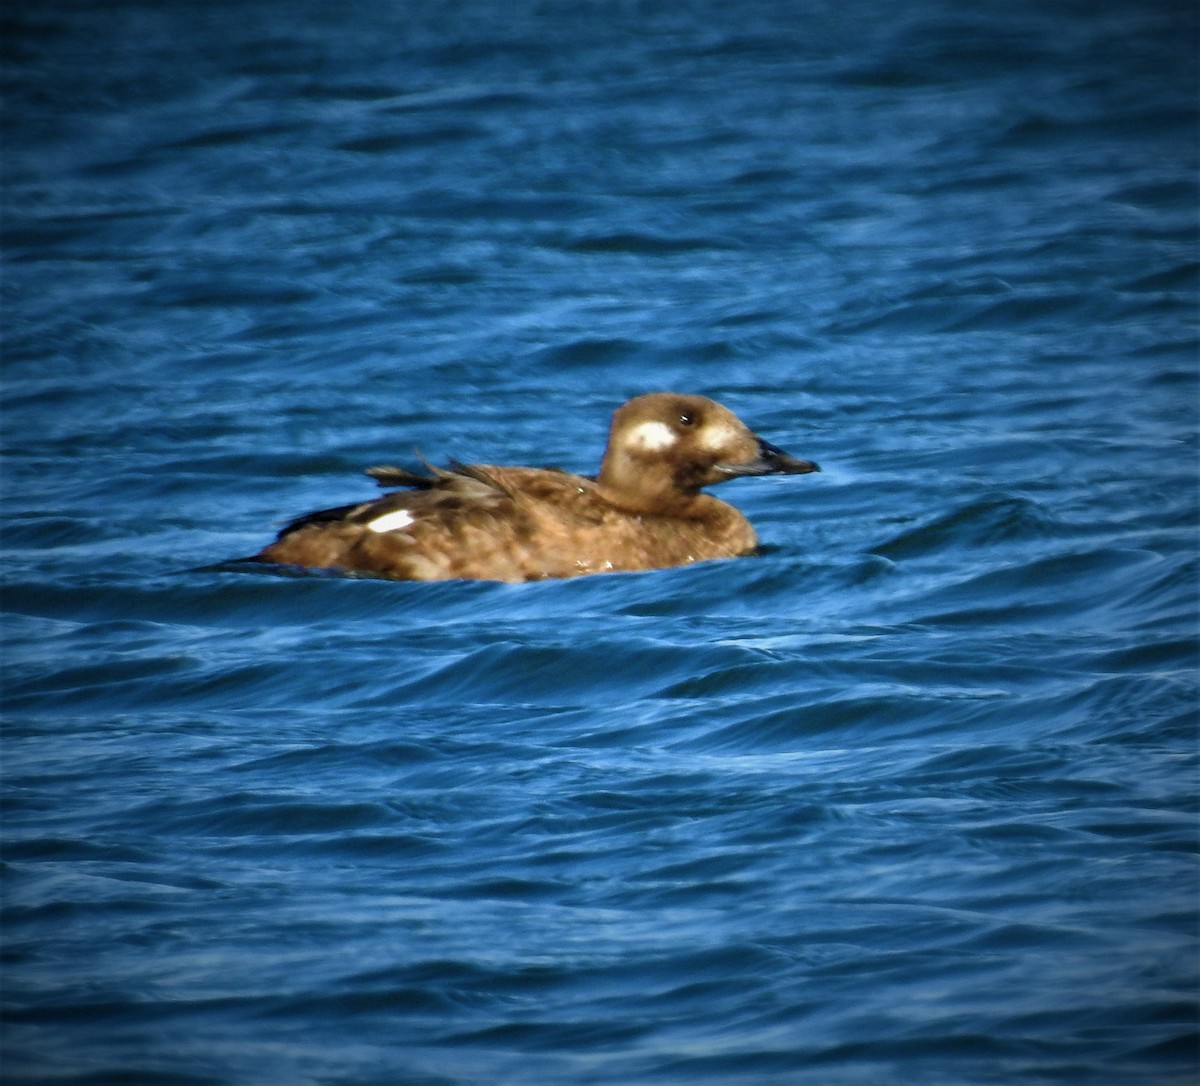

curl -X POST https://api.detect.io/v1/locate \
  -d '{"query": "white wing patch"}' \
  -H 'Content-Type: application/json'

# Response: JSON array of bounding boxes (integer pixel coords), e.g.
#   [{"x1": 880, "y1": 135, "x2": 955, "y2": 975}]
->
[
  {"x1": 629, "y1": 420, "x2": 678, "y2": 451},
  {"x1": 366, "y1": 508, "x2": 415, "y2": 533}
]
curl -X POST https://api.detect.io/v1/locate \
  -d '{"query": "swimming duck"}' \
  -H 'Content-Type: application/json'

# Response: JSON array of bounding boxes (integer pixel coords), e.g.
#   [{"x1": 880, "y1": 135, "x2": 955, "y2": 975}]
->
[{"x1": 247, "y1": 392, "x2": 819, "y2": 582}]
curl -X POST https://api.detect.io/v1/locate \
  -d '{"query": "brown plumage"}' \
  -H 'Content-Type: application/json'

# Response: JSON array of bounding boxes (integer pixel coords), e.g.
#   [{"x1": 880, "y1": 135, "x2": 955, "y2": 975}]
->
[{"x1": 247, "y1": 392, "x2": 819, "y2": 582}]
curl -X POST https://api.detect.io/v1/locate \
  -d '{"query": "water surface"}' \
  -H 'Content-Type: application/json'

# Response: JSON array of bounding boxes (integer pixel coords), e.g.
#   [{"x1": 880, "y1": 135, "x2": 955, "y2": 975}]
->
[{"x1": 3, "y1": 2, "x2": 1198, "y2": 1083}]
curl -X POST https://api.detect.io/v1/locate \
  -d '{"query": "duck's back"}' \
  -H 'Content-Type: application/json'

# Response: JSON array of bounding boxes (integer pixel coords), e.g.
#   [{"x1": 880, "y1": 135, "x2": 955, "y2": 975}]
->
[{"x1": 254, "y1": 463, "x2": 756, "y2": 582}]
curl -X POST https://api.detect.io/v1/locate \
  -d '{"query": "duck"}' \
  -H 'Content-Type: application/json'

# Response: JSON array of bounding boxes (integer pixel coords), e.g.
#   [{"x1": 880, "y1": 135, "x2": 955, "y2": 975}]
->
[{"x1": 245, "y1": 392, "x2": 819, "y2": 582}]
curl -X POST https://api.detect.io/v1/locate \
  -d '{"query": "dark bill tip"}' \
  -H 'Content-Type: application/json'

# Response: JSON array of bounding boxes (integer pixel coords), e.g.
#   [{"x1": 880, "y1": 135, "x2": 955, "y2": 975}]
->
[
  {"x1": 777, "y1": 456, "x2": 821, "y2": 475},
  {"x1": 717, "y1": 439, "x2": 820, "y2": 477}
]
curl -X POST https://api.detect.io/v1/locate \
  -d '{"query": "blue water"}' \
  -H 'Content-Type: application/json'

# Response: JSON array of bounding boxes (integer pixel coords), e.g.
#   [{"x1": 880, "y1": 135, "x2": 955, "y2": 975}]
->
[{"x1": 3, "y1": 1, "x2": 1198, "y2": 1083}]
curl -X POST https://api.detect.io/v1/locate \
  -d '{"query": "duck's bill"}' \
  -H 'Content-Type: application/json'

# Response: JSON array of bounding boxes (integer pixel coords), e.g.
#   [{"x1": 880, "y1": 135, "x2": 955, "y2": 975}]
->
[{"x1": 716, "y1": 439, "x2": 820, "y2": 477}]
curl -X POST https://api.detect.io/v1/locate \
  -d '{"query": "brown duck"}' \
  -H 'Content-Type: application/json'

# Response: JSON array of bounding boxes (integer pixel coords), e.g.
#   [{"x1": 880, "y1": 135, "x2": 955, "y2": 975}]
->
[{"x1": 247, "y1": 392, "x2": 819, "y2": 582}]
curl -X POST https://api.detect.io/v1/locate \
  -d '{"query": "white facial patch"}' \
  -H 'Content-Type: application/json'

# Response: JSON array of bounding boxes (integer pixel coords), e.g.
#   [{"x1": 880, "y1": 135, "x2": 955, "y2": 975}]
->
[
  {"x1": 699, "y1": 421, "x2": 743, "y2": 452},
  {"x1": 628, "y1": 420, "x2": 678, "y2": 452},
  {"x1": 366, "y1": 508, "x2": 415, "y2": 533}
]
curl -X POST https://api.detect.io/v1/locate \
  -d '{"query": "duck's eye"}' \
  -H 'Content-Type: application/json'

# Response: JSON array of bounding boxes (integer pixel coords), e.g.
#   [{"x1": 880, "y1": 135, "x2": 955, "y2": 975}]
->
[{"x1": 678, "y1": 412, "x2": 696, "y2": 427}]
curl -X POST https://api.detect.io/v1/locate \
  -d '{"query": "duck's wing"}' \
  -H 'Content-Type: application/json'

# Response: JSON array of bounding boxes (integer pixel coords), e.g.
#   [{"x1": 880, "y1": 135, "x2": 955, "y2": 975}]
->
[
  {"x1": 365, "y1": 459, "x2": 517, "y2": 498},
  {"x1": 364, "y1": 464, "x2": 437, "y2": 489},
  {"x1": 365, "y1": 459, "x2": 526, "y2": 503},
  {"x1": 275, "y1": 461, "x2": 518, "y2": 542},
  {"x1": 273, "y1": 498, "x2": 383, "y2": 539}
]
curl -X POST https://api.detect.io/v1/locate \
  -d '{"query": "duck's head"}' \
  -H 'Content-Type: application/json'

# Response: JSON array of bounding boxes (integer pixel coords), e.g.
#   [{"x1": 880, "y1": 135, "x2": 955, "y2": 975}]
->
[{"x1": 597, "y1": 392, "x2": 819, "y2": 512}]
